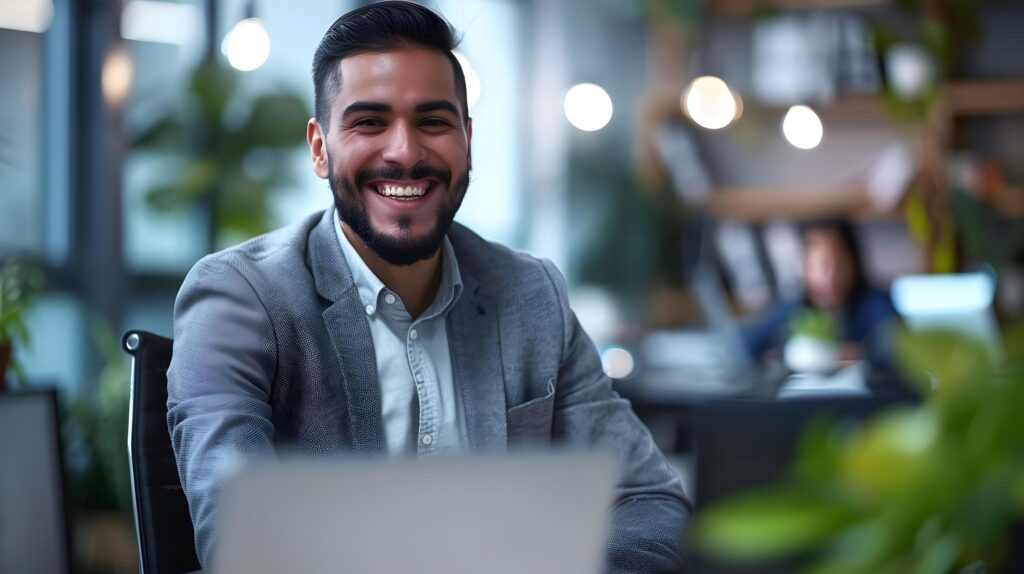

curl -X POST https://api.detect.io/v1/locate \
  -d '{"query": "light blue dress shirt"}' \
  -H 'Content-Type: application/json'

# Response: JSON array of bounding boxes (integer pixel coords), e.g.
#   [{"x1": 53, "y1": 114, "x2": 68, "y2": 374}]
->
[{"x1": 334, "y1": 215, "x2": 468, "y2": 455}]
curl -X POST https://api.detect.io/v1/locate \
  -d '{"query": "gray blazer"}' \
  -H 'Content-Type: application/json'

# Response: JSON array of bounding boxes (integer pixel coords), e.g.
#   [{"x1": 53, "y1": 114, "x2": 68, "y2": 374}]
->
[{"x1": 168, "y1": 208, "x2": 690, "y2": 572}]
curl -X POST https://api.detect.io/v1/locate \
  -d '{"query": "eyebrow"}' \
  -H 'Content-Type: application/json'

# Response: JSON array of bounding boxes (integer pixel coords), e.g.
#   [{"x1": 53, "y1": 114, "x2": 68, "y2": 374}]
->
[
  {"x1": 414, "y1": 100, "x2": 460, "y2": 116},
  {"x1": 341, "y1": 101, "x2": 391, "y2": 120}
]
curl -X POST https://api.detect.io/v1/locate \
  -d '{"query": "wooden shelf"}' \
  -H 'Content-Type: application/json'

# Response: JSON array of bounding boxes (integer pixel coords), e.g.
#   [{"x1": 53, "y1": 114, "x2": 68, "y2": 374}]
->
[
  {"x1": 946, "y1": 80, "x2": 1024, "y2": 116},
  {"x1": 705, "y1": 185, "x2": 902, "y2": 222},
  {"x1": 709, "y1": 0, "x2": 888, "y2": 16},
  {"x1": 753, "y1": 96, "x2": 885, "y2": 119}
]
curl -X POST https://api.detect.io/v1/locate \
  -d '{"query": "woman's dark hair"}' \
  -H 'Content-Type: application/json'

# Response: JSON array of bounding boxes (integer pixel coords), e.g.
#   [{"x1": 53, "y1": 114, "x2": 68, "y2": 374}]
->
[
  {"x1": 799, "y1": 218, "x2": 869, "y2": 305},
  {"x1": 312, "y1": 1, "x2": 467, "y2": 130}
]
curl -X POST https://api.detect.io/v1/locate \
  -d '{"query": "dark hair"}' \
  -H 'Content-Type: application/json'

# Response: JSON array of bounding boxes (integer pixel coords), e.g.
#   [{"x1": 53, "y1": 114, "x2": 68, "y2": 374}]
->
[
  {"x1": 312, "y1": 1, "x2": 467, "y2": 130},
  {"x1": 799, "y1": 218, "x2": 869, "y2": 303}
]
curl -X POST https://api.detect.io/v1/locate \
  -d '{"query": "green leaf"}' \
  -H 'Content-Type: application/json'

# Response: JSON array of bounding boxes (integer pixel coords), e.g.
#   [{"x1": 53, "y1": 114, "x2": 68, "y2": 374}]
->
[
  {"x1": 239, "y1": 94, "x2": 311, "y2": 148},
  {"x1": 694, "y1": 488, "x2": 853, "y2": 561},
  {"x1": 131, "y1": 115, "x2": 188, "y2": 150},
  {"x1": 790, "y1": 309, "x2": 839, "y2": 342},
  {"x1": 838, "y1": 409, "x2": 945, "y2": 501},
  {"x1": 894, "y1": 329, "x2": 996, "y2": 397},
  {"x1": 794, "y1": 418, "x2": 846, "y2": 484},
  {"x1": 910, "y1": 532, "x2": 959, "y2": 574}
]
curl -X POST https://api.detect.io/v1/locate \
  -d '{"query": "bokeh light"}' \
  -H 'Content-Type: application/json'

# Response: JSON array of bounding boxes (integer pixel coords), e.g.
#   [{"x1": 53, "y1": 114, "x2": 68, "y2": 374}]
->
[
  {"x1": 683, "y1": 76, "x2": 739, "y2": 130},
  {"x1": 0, "y1": 0, "x2": 53, "y2": 33},
  {"x1": 121, "y1": 0, "x2": 201, "y2": 45},
  {"x1": 563, "y1": 83, "x2": 614, "y2": 132},
  {"x1": 601, "y1": 347, "x2": 636, "y2": 380},
  {"x1": 223, "y1": 18, "x2": 271, "y2": 72},
  {"x1": 782, "y1": 105, "x2": 823, "y2": 150},
  {"x1": 101, "y1": 48, "x2": 133, "y2": 105}
]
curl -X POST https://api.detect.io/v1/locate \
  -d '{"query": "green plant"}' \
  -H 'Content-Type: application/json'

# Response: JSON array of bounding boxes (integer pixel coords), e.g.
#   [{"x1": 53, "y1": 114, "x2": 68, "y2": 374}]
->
[
  {"x1": 694, "y1": 326, "x2": 1024, "y2": 573},
  {"x1": 0, "y1": 256, "x2": 43, "y2": 386},
  {"x1": 64, "y1": 314, "x2": 132, "y2": 514},
  {"x1": 789, "y1": 308, "x2": 838, "y2": 343},
  {"x1": 132, "y1": 59, "x2": 311, "y2": 249},
  {"x1": 871, "y1": 1, "x2": 981, "y2": 126}
]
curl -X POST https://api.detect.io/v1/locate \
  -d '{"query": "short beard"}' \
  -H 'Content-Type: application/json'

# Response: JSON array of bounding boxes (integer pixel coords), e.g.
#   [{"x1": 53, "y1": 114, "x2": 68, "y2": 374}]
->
[{"x1": 329, "y1": 158, "x2": 470, "y2": 266}]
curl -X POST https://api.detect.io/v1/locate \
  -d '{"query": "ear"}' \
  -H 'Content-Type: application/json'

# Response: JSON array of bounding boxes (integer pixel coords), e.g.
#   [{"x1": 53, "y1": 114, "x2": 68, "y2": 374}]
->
[
  {"x1": 307, "y1": 118, "x2": 329, "y2": 179},
  {"x1": 465, "y1": 116, "x2": 473, "y2": 171}
]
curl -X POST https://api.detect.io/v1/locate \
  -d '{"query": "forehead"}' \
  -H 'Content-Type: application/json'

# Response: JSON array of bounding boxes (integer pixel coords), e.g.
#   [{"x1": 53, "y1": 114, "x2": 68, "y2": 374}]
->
[
  {"x1": 333, "y1": 48, "x2": 457, "y2": 109},
  {"x1": 804, "y1": 230, "x2": 848, "y2": 256}
]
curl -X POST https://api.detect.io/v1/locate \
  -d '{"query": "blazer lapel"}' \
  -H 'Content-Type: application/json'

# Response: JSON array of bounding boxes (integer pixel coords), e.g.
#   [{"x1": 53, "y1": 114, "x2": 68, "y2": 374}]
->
[
  {"x1": 448, "y1": 273, "x2": 508, "y2": 452},
  {"x1": 308, "y1": 209, "x2": 386, "y2": 455}
]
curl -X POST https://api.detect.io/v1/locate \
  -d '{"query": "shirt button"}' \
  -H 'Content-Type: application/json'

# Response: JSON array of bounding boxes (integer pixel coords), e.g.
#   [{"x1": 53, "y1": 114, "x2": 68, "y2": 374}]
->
[
  {"x1": 410, "y1": 329, "x2": 418, "y2": 340},
  {"x1": 384, "y1": 293, "x2": 396, "y2": 305},
  {"x1": 415, "y1": 373, "x2": 423, "y2": 383},
  {"x1": 365, "y1": 304, "x2": 375, "y2": 315},
  {"x1": 422, "y1": 434, "x2": 433, "y2": 445}
]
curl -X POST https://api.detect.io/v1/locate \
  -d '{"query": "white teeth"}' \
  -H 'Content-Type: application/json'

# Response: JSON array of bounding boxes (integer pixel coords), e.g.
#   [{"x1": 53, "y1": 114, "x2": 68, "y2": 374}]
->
[{"x1": 379, "y1": 185, "x2": 426, "y2": 199}]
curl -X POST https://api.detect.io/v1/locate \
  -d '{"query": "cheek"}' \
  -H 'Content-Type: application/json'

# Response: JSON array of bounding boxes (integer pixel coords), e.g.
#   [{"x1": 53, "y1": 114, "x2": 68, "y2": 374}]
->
[{"x1": 332, "y1": 138, "x2": 375, "y2": 173}]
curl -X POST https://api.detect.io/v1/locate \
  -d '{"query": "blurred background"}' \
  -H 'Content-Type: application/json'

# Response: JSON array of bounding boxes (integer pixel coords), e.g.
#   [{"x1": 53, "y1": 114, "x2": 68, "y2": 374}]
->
[{"x1": 2, "y1": 0, "x2": 1023, "y2": 572}]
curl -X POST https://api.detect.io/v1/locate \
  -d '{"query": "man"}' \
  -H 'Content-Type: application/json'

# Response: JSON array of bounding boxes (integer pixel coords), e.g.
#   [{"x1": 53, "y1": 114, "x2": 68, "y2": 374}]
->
[{"x1": 167, "y1": 2, "x2": 689, "y2": 571}]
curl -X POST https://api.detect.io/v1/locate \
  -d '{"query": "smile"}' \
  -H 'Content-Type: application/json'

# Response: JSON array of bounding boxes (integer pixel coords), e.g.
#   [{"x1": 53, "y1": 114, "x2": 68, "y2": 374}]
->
[{"x1": 372, "y1": 182, "x2": 430, "y2": 201}]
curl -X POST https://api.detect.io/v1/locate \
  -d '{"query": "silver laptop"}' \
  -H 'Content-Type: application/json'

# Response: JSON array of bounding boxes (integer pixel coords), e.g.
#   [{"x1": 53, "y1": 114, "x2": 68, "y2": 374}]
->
[{"x1": 212, "y1": 452, "x2": 617, "y2": 574}]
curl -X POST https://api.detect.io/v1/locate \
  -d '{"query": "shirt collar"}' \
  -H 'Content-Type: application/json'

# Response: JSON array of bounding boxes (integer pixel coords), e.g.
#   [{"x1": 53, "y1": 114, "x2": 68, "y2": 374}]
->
[{"x1": 333, "y1": 213, "x2": 463, "y2": 319}]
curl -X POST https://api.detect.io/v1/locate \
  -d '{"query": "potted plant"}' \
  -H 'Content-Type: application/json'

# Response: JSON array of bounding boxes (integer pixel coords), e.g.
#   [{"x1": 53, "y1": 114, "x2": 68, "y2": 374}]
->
[
  {"x1": 64, "y1": 314, "x2": 136, "y2": 571},
  {"x1": 132, "y1": 59, "x2": 311, "y2": 250},
  {"x1": 785, "y1": 308, "x2": 839, "y2": 373},
  {"x1": 694, "y1": 326, "x2": 1024, "y2": 573},
  {"x1": 0, "y1": 256, "x2": 42, "y2": 390}
]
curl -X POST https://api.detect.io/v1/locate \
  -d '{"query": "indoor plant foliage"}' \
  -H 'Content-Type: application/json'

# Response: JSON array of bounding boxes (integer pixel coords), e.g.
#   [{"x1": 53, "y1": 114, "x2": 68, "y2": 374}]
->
[
  {"x1": 64, "y1": 315, "x2": 133, "y2": 514},
  {"x1": 0, "y1": 256, "x2": 43, "y2": 388},
  {"x1": 132, "y1": 59, "x2": 311, "y2": 249},
  {"x1": 694, "y1": 327, "x2": 1024, "y2": 573},
  {"x1": 785, "y1": 308, "x2": 839, "y2": 373}
]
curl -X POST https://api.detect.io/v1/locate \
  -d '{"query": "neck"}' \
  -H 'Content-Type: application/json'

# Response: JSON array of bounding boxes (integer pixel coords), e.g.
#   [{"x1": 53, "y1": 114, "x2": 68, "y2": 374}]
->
[{"x1": 342, "y1": 223, "x2": 442, "y2": 318}]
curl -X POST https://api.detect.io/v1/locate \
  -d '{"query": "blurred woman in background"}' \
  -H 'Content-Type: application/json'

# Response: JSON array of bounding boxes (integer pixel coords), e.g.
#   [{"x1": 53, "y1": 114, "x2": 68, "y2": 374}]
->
[{"x1": 742, "y1": 219, "x2": 897, "y2": 366}]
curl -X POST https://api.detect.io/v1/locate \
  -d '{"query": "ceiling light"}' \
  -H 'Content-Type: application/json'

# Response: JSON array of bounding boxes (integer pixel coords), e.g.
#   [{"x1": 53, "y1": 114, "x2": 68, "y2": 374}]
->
[
  {"x1": 564, "y1": 83, "x2": 613, "y2": 132},
  {"x1": 782, "y1": 105, "x2": 823, "y2": 150},
  {"x1": 223, "y1": 18, "x2": 270, "y2": 72},
  {"x1": 683, "y1": 76, "x2": 739, "y2": 130}
]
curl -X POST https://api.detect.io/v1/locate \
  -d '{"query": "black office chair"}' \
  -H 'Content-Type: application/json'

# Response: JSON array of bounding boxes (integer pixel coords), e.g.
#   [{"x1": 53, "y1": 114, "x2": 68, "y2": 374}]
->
[{"x1": 124, "y1": 330, "x2": 201, "y2": 574}]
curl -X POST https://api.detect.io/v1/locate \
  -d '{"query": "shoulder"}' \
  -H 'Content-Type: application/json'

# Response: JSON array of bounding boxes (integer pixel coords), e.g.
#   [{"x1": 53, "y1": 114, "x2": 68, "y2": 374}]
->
[
  {"x1": 447, "y1": 223, "x2": 564, "y2": 298},
  {"x1": 855, "y1": 287, "x2": 896, "y2": 316},
  {"x1": 183, "y1": 210, "x2": 324, "y2": 288}
]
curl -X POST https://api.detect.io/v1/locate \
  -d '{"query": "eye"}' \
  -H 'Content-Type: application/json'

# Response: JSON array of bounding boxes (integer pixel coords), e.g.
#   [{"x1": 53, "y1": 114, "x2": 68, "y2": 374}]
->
[
  {"x1": 349, "y1": 117, "x2": 386, "y2": 130},
  {"x1": 420, "y1": 117, "x2": 455, "y2": 132}
]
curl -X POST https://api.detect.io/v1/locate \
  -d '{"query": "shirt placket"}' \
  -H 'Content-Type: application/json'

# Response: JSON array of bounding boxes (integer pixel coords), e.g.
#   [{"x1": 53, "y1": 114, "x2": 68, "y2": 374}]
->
[{"x1": 408, "y1": 320, "x2": 438, "y2": 455}]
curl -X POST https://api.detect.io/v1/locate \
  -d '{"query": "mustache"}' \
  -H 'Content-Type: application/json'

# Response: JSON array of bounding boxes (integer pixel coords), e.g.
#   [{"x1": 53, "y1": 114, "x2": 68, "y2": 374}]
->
[{"x1": 355, "y1": 165, "x2": 452, "y2": 188}]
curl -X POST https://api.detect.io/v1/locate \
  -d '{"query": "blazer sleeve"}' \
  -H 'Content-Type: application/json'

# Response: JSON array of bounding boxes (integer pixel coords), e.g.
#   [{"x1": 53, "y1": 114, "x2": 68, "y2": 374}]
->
[
  {"x1": 166, "y1": 257, "x2": 278, "y2": 568},
  {"x1": 539, "y1": 259, "x2": 691, "y2": 574}
]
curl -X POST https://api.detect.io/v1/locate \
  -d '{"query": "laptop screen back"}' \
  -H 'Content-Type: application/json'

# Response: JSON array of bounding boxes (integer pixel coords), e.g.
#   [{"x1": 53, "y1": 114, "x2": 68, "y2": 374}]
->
[{"x1": 213, "y1": 452, "x2": 617, "y2": 574}]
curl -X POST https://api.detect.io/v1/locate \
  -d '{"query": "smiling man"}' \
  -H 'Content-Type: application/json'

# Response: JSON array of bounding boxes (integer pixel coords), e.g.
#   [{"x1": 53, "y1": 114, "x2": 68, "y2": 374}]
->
[{"x1": 167, "y1": 2, "x2": 689, "y2": 572}]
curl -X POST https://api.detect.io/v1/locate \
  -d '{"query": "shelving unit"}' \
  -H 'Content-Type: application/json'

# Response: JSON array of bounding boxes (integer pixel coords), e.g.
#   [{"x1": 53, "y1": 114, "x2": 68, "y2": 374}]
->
[
  {"x1": 704, "y1": 79, "x2": 1024, "y2": 225},
  {"x1": 693, "y1": 9, "x2": 1024, "y2": 235},
  {"x1": 946, "y1": 79, "x2": 1024, "y2": 115},
  {"x1": 709, "y1": 0, "x2": 890, "y2": 16}
]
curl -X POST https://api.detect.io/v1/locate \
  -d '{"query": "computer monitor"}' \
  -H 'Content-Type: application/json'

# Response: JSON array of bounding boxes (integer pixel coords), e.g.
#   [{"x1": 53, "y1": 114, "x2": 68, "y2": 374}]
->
[
  {"x1": 0, "y1": 390, "x2": 72, "y2": 574},
  {"x1": 891, "y1": 272, "x2": 1001, "y2": 355}
]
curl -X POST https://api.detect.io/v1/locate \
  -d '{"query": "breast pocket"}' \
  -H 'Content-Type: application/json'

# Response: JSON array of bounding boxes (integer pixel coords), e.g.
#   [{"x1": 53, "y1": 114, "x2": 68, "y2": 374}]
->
[{"x1": 506, "y1": 378, "x2": 556, "y2": 446}]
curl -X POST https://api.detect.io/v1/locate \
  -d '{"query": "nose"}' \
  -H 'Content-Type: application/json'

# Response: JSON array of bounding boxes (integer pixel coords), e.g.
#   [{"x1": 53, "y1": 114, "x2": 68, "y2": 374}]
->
[{"x1": 381, "y1": 121, "x2": 426, "y2": 167}]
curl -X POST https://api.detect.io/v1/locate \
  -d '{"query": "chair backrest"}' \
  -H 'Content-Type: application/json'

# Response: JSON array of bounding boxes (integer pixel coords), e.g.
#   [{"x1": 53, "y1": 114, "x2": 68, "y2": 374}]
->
[{"x1": 124, "y1": 330, "x2": 201, "y2": 574}]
